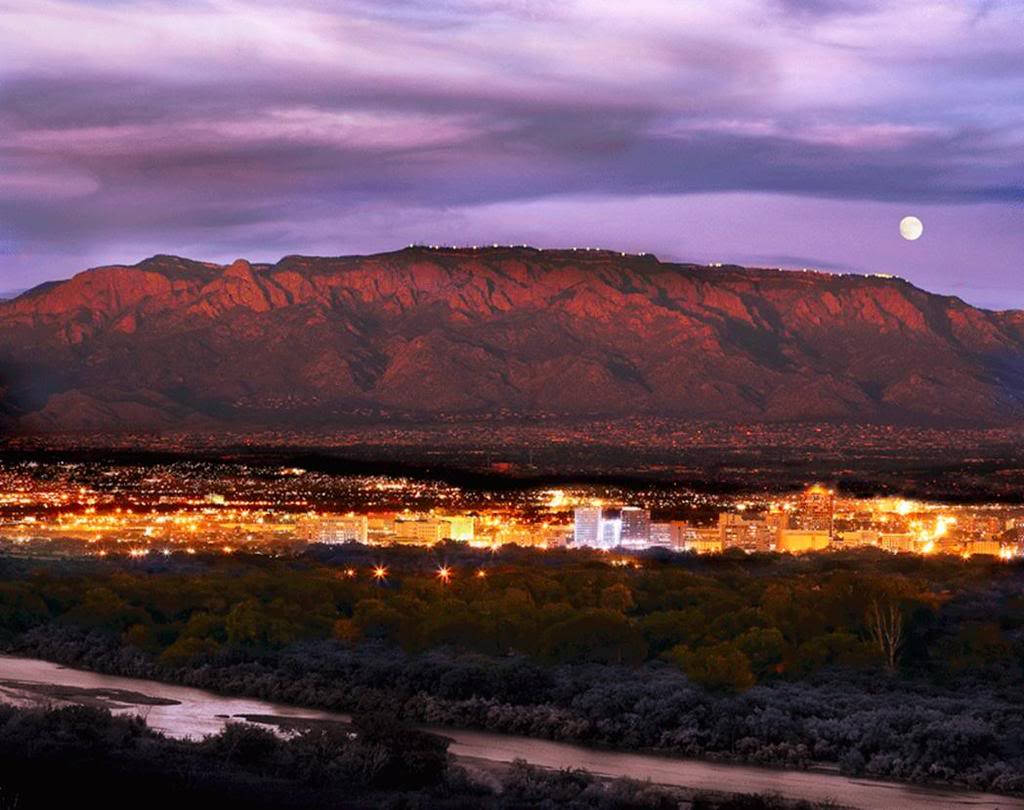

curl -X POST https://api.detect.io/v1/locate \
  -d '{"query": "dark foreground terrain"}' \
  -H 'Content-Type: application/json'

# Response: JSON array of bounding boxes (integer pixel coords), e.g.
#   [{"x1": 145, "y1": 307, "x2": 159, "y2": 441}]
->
[
  {"x1": 0, "y1": 703, "x2": 835, "y2": 810},
  {"x1": 2, "y1": 546, "x2": 1022, "y2": 795}
]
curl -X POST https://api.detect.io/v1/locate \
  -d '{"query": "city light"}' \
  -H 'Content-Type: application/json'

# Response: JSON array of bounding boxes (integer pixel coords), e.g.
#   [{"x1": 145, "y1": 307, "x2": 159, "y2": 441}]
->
[
  {"x1": 0, "y1": 465, "x2": 1021, "y2": 562},
  {"x1": 436, "y1": 565, "x2": 452, "y2": 583}
]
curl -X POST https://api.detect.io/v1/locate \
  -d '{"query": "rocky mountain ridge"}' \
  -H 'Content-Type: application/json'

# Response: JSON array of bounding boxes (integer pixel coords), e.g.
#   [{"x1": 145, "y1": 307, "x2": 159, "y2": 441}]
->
[{"x1": 2, "y1": 246, "x2": 1023, "y2": 432}]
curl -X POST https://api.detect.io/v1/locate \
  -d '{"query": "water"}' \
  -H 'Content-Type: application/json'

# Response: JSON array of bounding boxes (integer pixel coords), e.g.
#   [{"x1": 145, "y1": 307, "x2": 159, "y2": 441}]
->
[
  {"x1": 0, "y1": 654, "x2": 343, "y2": 739},
  {"x1": 2, "y1": 654, "x2": 1021, "y2": 810}
]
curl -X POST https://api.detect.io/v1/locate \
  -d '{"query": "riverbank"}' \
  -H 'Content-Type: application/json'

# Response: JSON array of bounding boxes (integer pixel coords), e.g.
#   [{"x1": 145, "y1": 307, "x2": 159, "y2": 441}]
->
[
  {"x1": 3, "y1": 654, "x2": 1022, "y2": 810},
  {"x1": 10, "y1": 616, "x2": 1024, "y2": 792}
]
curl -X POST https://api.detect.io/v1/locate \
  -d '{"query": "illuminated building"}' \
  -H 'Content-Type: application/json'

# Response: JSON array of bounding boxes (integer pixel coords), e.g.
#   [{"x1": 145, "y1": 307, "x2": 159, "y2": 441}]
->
[
  {"x1": 649, "y1": 521, "x2": 701, "y2": 550},
  {"x1": 965, "y1": 539, "x2": 1001, "y2": 556},
  {"x1": 838, "y1": 529, "x2": 880, "y2": 547},
  {"x1": 392, "y1": 518, "x2": 445, "y2": 545},
  {"x1": 538, "y1": 525, "x2": 571, "y2": 548},
  {"x1": 600, "y1": 513, "x2": 622, "y2": 549},
  {"x1": 573, "y1": 506, "x2": 635, "y2": 550},
  {"x1": 718, "y1": 513, "x2": 774, "y2": 552},
  {"x1": 441, "y1": 515, "x2": 475, "y2": 542},
  {"x1": 777, "y1": 529, "x2": 830, "y2": 553},
  {"x1": 313, "y1": 515, "x2": 368, "y2": 544},
  {"x1": 689, "y1": 527, "x2": 722, "y2": 554},
  {"x1": 792, "y1": 485, "x2": 834, "y2": 536},
  {"x1": 649, "y1": 522, "x2": 672, "y2": 547},
  {"x1": 879, "y1": 532, "x2": 915, "y2": 553},
  {"x1": 619, "y1": 507, "x2": 651, "y2": 549},
  {"x1": 670, "y1": 522, "x2": 698, "y2": 550},
  {"x1": 366, "y1": 515, "x2": 396, "y2": 542},
  {"x1": 573, "y1": 507, "x2": 602, "y2": 547}
]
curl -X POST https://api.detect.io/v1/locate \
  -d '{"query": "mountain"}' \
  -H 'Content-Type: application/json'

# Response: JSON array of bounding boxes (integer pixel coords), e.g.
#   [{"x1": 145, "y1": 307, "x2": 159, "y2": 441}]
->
[{"x1": 1, "y1": 246, "x2": 1024, "y2": 434}]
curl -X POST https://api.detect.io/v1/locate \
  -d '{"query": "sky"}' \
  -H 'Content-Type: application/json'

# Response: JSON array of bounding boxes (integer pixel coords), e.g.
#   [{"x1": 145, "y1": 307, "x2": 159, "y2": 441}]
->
[{"x1": 0, "y1": 0, "x2": 1022, "y2": 307}]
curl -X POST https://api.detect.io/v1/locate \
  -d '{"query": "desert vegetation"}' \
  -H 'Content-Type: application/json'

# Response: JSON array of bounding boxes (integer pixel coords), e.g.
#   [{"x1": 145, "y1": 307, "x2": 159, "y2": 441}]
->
[{"x1": 1, "y1": 545, "x2": 1022, "y2": 793}]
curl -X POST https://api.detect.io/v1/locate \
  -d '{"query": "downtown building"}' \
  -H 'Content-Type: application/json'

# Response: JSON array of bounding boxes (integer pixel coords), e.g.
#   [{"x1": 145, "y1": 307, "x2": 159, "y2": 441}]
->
[
  {"x1": 718, "y1": 512, "x2": 775, "y2": 552},
  {"x1": 573, "y1": 506, "x2": 650, "y2": 550},
  {"x1": 311, "y1": 515, "x2": 368, "y2": 544},
  {"x1": 619, "y1": 507, "x2": 651, "y2": 549}
]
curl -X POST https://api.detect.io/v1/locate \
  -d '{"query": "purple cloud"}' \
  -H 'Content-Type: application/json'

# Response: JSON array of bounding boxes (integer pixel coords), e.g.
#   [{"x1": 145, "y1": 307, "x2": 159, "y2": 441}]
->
[{"x1": 0, "y1": 0, "x2": 1021, "y2": 305}]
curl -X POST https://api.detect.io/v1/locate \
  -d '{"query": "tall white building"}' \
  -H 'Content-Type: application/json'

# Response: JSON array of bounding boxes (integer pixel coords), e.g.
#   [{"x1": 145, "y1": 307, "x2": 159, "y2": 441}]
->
[
  {"x1": 600, "y1": 515, "x2": 622, "y2": 549},
  {"x1": 573, "y1": 507, "x2": 602, "y2": 547},
  {"x1": 574, "y1": 506, "x2": 652, "y2": 550}
]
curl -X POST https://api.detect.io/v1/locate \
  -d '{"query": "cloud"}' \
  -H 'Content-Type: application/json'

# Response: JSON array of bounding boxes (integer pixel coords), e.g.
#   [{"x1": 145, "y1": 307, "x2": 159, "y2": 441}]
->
[
  {"x1": 0, "y1": 0, "x2": 1021, "y2": 304},
  {"x1": 776, "y1": 0, "x2": 878, "y2": 17}
]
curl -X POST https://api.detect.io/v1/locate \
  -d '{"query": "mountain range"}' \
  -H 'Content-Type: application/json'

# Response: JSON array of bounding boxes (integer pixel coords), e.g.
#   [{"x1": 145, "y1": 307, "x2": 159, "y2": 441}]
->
[{"x1": 1, "y1": 246, "x2": 1023, "y2": 434}]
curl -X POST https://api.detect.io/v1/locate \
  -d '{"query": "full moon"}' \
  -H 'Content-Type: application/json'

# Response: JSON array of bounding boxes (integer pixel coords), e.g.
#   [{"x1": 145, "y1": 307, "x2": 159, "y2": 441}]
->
[{"x1": 899, "y1": 215, "x2": 924, "y2": 241}]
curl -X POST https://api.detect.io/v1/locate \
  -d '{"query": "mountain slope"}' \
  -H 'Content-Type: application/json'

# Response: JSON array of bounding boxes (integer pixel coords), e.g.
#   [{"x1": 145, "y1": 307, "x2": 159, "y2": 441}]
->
[{"x1": 2, "y1": 246, "x2": 1023, "y2": 432}]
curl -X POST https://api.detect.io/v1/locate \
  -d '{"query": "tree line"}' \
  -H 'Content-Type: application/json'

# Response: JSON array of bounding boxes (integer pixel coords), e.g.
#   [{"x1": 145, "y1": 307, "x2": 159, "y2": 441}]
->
[{"x1": 2, "y1": 544, "x2": 1021, "y2": 688}]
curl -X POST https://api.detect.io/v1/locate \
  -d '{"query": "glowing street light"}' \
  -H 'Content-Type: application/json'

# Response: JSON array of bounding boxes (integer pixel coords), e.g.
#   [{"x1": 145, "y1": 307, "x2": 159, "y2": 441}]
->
[
  {"x1": 436, "y1": 565, "x2": 452, "y2": 584},
  {"x1": 373, "y1": 565, "x2": 388, "y2": 581},
  {"x1": 344, "y1": 568, "x2": 356, "y2": 578},
  {"x1": 475, "y1": 569, "x2": 487, "y2": 579}
]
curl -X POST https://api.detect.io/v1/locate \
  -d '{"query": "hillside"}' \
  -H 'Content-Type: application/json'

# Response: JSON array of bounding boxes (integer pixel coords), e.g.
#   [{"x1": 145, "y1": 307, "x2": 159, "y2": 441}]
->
[{"x1": 1, "y1": 246, "x2": 1023, "y2": 432}]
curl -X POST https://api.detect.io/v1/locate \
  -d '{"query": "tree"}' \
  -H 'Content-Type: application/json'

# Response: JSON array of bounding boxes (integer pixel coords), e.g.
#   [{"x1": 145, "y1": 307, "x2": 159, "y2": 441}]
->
[
  {"x1": 734, "y1": 627, "x2": 785, "y2": 680},
  {"x1": 159, "y1": 635, "x2": 220, "y2": 667},
  {"x1": 668, "y1": 642, "x2": 755, "y2": 692},
  {"x1": 640, "y1": 608, "x2": 705, "y2": 655},
  {"x1": 351, "y1": 598, "x2": 405, "y2": 641},
  {"x1": 866, "y1": 597, "x2": 904, "y2": 672},
  {"x1": 539, "y1": 609, "x2": 647, "y2": 665},
  {"x1": 332, "y1": 617, "x2": 361, "y2": 644},
  {"x1": 600, "y1": 583, "x2": 636, "y2": 613}
]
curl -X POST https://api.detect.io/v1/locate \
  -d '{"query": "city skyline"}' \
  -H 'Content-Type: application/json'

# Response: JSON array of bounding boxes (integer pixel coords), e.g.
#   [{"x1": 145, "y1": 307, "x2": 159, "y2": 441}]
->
[{"x1": 3, "y1": 459, "x2": 1018, "y2": 560}]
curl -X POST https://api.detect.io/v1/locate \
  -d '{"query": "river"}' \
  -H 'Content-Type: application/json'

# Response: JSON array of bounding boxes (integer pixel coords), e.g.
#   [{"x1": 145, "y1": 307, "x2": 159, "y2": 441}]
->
[{"x1": 1, "y1": 654, "x2": 1021, "y2": 810}]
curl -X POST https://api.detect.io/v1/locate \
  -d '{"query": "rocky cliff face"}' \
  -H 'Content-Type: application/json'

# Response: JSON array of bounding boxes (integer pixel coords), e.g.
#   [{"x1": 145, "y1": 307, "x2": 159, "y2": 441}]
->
[{"x1": 2, "y1": 246, "x2": 1023, "y2": 432}]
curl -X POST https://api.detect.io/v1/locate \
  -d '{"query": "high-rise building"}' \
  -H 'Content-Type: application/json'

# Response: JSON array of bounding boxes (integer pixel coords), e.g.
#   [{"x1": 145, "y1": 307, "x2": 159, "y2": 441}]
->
[
  {"x1": 600, "y1": 513, "x2": 622, "y2": 549},
  {"x1": 619, "y1": 507, "x2": 651, "y2": 548},
  {"x1": 649, "y1": 522, "x2": 672, "y2": 547},
  {"x1": 792, "y1": 485, "x2": 834, "y2": 535},
  {"x1": 573, "y1": 507, "x2": 602, "y2": 547},
  {"x1": 574, "y1": 505, "x2": 653, "y2": 550}
]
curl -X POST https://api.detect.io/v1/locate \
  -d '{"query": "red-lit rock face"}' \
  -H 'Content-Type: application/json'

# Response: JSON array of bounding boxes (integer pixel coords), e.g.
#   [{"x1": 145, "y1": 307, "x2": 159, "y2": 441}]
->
[{"x1": 1, "y1": 246, "x2": 1022, "y2": 432}]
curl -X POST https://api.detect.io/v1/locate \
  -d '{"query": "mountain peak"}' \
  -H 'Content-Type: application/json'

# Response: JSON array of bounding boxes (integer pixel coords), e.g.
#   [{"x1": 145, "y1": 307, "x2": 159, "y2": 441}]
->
[{"x1": 224, "y1": 258, "x2": 254, "y2": 275}]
